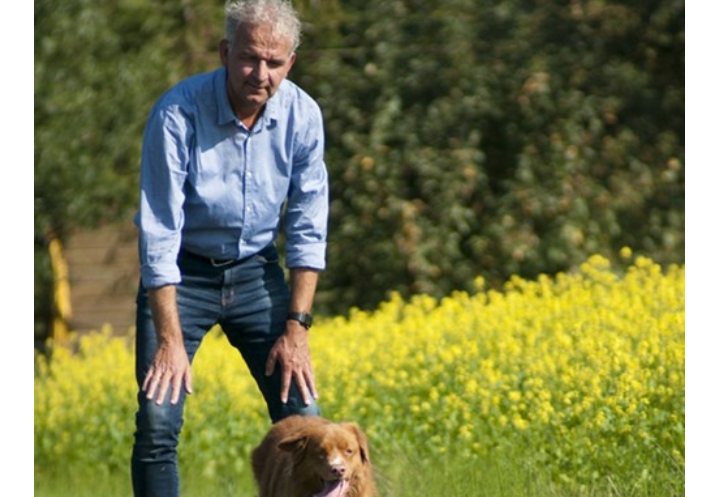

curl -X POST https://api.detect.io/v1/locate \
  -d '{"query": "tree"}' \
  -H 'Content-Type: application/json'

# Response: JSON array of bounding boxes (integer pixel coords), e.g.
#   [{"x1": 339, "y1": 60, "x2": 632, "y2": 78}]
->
[
  {"x1": 35, "y1": 0, "x2": 684, "y2": 331},
  {"x1": 34, "y1": 0, "x2": 225, "y2": 339},
  {"x1": 292, "y1": 0, "x2": 684, "y2": 312}
]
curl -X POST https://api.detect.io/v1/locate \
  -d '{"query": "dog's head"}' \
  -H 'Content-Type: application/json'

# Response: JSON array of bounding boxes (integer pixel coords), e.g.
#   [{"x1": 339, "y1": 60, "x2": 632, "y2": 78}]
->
[{"x1": 278, "y1": 421, "x2": 371, "y2": 497}]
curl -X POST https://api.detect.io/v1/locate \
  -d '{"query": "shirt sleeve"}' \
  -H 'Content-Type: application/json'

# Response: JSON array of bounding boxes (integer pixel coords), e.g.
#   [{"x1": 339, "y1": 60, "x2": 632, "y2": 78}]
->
[
  {"x1": 136, "y1": 104, "x2": 191, "y2": 288},
  {"x1": 284, "y1": 102, "x2": 329, "y2": 270}
]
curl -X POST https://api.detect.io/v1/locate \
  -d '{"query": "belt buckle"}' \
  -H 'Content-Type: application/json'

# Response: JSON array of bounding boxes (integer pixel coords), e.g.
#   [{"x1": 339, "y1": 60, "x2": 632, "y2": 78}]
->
[{"x1": 209, "y1": 257, "x2": 235, "y2": 267}]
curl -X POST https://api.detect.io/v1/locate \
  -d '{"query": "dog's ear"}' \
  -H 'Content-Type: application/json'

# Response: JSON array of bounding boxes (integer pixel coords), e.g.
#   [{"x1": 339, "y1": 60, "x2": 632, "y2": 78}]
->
[
  {"x1": 341, "y1": 423, "x2": 371, "y2": 464},
  {"x1": 278, "y1": 433, "x2": 309, "y2": 454}
]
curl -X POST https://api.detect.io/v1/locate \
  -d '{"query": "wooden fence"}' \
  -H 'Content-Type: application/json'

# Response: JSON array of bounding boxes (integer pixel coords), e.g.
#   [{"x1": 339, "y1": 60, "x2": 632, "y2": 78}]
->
[{"x1": 62, "y1": 220, "x2": 139, "y2": 336}]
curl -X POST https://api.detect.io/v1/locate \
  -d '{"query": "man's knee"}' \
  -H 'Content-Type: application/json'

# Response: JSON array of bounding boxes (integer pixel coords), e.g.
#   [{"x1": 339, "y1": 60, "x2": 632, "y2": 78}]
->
[
  {"x1": 272, "y1": 397, "x2": 321, "y2": 423},
  {"x1": 133, "y1": 395, "x2": 185, "y2": 451}
]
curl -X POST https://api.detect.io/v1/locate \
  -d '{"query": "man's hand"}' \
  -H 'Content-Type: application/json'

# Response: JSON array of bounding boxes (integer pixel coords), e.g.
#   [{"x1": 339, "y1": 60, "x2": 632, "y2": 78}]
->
[
  {"x1": 265, "y1": 320, "x2": 318, "y2": 405},
  {"x1": 144, "y1": 285, "x2": 193, "y2": 405},
  {"x1": 142, "y1": 341, "x2": 193, "y2": 405}
]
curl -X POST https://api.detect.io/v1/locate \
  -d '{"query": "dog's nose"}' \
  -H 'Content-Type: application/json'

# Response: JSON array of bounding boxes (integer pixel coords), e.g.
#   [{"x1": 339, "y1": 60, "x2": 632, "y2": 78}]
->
[{"x1": 331, "y1": 464, "x2": 346, "y2": 477}]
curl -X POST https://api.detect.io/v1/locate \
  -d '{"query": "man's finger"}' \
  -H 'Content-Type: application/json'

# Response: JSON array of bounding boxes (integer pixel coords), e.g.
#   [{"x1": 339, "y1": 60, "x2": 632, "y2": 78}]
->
[
  {"x1": 170, "y1": 376, "x2": 183, "y2": 405},
  {"x1": 280, "y1": 368, "x2": 292, "y2": 404},
  {"x1": 141, "y1": 367, "x2": 152, "y2": 391},
  {"x1": 265, "y1": 350, "x2": 278, "y2": 377},
  {"x1": 305, "y1": 370, "x2": 319, "y2": 400},
  {"x1": 143, "y1": 371, "x2": 160, "y2": 401},
  {"x1": 184, "y1": 370, "x2": 194, "y2": 396},
  {"x1": 141, "y1": 366, "x2": 155, "y2": 393},
  {"x1": 154, "y1": 376, "x2": 170, "y2": 406},
  {"x1": 293, "y1": 369, "x2": 315, "y2": 406}
]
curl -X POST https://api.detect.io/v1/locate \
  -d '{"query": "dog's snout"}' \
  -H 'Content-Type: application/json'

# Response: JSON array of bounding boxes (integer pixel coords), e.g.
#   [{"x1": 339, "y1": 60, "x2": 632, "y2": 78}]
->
[{"x1": 331, "y1": 463, "x2": 346, "y2": 477}]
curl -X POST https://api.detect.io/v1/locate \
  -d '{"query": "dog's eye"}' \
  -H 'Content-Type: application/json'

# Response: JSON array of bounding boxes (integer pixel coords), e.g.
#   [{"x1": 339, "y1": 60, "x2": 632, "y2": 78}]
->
[{"x1": 345, "y1": 448, "x2": 354, "y2": 455}]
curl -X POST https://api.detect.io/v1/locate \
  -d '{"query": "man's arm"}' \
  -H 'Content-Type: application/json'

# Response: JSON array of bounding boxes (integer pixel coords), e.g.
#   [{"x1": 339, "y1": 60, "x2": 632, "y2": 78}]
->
[
  {"x1": 265, "y1": 268, "x2": 320, "y2": 405},
  {"x1": 142, "y1": 285, "x2": 193, "y2": 405},
  {"x1": 265, "y1": 95, "x2": 328, "y2": 405}
]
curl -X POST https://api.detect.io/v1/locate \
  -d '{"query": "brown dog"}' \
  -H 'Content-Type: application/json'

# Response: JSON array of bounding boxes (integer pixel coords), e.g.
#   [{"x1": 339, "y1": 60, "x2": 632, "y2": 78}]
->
[{"x1": 251, "y1": 415, "x2": 377, "y2": 497}]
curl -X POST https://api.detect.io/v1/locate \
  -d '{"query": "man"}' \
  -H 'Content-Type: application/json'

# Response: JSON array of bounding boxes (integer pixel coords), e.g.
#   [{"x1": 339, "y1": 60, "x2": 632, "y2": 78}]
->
[{"x1": 131, "y1": 1, "x2": 328, "y2": 495}]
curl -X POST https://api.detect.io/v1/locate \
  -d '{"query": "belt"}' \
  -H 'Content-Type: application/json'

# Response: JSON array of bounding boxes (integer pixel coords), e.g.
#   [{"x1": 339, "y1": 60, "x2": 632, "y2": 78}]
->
[{"x1": 179, "y1": 248, "x2": 237, "y2": 267}]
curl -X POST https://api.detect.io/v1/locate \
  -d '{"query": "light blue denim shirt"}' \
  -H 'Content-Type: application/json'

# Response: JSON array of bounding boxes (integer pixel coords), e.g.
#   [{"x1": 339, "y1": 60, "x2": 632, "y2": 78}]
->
[{"x1": 135, "y1": 68, "x2": 329, "y2": 288}]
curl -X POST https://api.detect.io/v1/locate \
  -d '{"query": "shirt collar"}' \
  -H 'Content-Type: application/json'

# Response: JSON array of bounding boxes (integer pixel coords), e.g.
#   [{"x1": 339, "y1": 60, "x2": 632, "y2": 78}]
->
[
  {"x1": 263, "y1": 84, "x2": 282, "y2": 126},
  {"x1": 215, "y1": 68, "x2": 237, "y2": 126}
]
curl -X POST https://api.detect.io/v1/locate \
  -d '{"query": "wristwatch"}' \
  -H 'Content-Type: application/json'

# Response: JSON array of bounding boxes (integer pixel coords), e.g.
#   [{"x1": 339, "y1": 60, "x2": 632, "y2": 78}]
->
[{"x1": 287, "y1": 312, "x2": 313, "y2": 329}]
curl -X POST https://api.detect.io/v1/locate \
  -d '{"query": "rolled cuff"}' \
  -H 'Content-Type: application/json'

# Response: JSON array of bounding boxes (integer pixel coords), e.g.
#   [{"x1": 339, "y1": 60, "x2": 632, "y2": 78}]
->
[
  {"x1": 140, "y1": 260, "x2": 182, "y2": 289},
  {"x1": 285, "y1": 242, "x2": 327, "y2": 270}
]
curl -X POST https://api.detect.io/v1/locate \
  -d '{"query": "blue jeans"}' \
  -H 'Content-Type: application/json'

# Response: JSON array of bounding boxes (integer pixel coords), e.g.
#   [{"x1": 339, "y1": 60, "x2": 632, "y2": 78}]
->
[{"x1": 131, "y1": 244, "x2": 320, "y2": 497}]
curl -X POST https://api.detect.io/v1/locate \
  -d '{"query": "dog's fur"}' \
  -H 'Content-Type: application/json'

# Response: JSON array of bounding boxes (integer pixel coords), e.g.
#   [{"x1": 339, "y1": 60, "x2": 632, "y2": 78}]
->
[{"x1": 251, "y1": 415, "x2": 377, "y2": 497}]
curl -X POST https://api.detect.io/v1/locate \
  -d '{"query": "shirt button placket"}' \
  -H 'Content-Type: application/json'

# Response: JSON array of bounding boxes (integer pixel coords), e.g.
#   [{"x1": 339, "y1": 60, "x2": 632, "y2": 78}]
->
[{"x1": 239, "y1": 133, "x2": 251, "y2": 254}]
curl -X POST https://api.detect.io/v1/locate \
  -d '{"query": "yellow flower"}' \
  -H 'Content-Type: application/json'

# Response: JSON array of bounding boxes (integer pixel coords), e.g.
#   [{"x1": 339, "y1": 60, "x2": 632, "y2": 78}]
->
[{"x1": 620, "y1": 246, "x2": 633, "y2": 260}]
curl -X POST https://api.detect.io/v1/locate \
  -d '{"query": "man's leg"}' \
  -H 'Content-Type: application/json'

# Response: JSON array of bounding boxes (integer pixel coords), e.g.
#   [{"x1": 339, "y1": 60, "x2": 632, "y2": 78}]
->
[
  {"x1": 131, "y1": 254, "x2": 221, "y2": 497},
  {"x1": 220, "y1": 245, "x2": 321, "y2": 422},
  {"x1": 131, "y1": 285, "x2": 187, "y2": 497}
]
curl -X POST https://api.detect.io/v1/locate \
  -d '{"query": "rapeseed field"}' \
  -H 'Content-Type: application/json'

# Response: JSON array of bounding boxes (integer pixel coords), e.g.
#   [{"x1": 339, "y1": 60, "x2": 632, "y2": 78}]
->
[{"x1": 34, "y1": 252, "x2": 684, "y2": 495}]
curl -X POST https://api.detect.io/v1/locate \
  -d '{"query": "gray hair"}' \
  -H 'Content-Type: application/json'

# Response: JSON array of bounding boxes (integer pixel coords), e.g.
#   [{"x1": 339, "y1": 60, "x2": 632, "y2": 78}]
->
[{"x1": 224, "y1": 0, "x2": 302, "y2": 53}]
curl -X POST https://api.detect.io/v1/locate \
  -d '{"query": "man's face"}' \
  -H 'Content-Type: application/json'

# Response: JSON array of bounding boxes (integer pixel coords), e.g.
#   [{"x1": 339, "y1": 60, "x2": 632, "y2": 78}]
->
[{"x1": 220, "y1": 22, "x2": 296, "y2": 121}]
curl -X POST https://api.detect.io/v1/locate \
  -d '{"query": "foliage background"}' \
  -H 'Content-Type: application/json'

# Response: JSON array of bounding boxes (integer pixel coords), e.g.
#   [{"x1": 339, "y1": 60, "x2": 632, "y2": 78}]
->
[{"x1": 34, "y1": 0, "x2": 684, "y2": 333}]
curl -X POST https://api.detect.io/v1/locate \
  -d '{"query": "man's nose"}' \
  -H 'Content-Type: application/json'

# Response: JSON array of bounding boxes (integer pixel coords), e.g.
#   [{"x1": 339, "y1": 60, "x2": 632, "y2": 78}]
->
[{"x1": 253, "y1": 60, "x2": 268, "y2": 80}]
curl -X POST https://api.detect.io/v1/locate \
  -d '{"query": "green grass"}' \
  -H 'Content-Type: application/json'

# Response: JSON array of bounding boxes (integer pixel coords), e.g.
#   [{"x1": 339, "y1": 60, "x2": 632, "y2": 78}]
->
[{"x1": 34, "y1": 445, "x2": 680, "y2": 497}]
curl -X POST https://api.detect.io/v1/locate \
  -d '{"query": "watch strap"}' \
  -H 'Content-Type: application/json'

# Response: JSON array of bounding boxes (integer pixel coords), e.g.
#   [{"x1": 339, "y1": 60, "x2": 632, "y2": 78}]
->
[{"x1": 287, "y1": 311, "x2": 313, "y2": 329}]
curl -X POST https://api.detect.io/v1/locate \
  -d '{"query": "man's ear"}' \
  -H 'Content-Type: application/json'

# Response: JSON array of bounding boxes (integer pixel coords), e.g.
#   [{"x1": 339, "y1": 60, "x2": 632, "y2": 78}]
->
[
  {"x1": 285, "y1": 51, "x2": 296, "y2": 72},
  {"x1": 219, "y1": 39, "x2": 230, "y2": 67}
]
